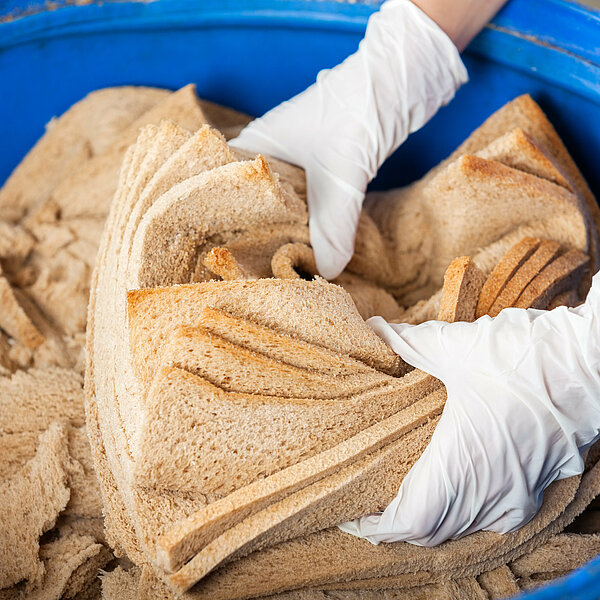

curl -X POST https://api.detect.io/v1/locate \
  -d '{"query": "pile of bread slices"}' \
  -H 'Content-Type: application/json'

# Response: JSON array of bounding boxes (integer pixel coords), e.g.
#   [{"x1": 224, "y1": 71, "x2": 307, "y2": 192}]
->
[{"x1": 1, "y1": 85, "x2": 600, "y2": 600}]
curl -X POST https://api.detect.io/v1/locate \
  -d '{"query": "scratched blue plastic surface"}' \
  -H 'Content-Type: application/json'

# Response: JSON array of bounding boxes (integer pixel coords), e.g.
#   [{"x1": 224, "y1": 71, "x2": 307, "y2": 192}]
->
[{"x1": 0, "y1": 2, "x2": 599, "y2": 598}]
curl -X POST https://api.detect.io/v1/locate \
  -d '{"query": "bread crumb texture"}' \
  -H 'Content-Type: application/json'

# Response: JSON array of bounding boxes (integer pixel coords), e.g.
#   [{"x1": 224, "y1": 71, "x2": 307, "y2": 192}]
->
[{"x1": 0, "y1": 86, "x2": 599, "y2": 599}]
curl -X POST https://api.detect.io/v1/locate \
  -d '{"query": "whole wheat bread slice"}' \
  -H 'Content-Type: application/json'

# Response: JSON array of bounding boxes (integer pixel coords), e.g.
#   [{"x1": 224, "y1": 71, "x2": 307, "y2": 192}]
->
[
  {"x1": 128, "y1": 156, "x2": 307, "y2": 290},
  {"x1": 437, "y1": 256, "x2": 486, "y2": 322},
  {"x1": 475, "y1": 128, "x2": 572, "y2": 191},
  {"x1": 476, "y1": 237, "x2": 541, "y2": 317}
]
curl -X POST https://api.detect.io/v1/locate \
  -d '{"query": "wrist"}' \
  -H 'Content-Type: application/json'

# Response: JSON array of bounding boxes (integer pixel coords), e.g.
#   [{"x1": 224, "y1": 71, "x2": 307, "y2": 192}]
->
[{"x1": 409, "y1": 0, "x2": 508, "y2": 52}]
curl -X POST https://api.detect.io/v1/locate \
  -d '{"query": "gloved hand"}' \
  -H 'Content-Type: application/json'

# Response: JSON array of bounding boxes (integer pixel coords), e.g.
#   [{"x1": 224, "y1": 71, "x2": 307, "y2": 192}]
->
[
  {"x1": 340, "y1": 271, "x2": 600, "y2": 546},
  {"x1": 229, "y1": 0, "x2": 467, "y2": 279}
]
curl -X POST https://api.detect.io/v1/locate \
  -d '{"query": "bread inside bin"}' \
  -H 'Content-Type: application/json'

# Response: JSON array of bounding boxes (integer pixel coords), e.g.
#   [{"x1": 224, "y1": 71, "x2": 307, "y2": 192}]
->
[{"x1": 1, "y1": 83, "x2": 599, "y2": 599}]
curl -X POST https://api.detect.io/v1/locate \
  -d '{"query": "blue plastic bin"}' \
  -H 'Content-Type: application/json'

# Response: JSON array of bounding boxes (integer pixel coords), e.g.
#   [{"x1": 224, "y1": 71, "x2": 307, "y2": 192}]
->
[{"x1": 1, "y1": 1, "x2": 599, "y2": 598}]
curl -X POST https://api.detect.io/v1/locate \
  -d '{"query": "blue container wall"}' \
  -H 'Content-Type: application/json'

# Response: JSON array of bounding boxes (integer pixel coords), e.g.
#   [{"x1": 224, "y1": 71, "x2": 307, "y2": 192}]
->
[
  {"x1": 1, "y1": 0, "x2": 600, "y2": 195},
  {"x1": 1, "y1": 2, "x2": 600, "y2": 599}
]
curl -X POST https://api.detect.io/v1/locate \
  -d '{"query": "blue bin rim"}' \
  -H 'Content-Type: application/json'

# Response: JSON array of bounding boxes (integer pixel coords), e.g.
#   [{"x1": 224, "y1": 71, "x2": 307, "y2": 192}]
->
[
  {"x1": 1, "y1": 1, "x2": 600, "y2": 599},
  {"x1": 1, "y1": 0, "x2": 600, "y2": 103}
]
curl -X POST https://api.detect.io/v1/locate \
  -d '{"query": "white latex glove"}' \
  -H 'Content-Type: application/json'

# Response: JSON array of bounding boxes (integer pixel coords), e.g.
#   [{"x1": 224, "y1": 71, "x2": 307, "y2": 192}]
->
[
  {"x1": 340, "y1": 271, "x2": 600, "y2": 546},
  {"x1": 229, "y1": 0, "x2": 467, "y2": 279}
]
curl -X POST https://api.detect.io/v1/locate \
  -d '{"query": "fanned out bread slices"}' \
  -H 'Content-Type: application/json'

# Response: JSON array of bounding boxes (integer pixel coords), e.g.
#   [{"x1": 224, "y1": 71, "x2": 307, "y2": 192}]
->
[
  {"x1": 86, "y1": 93, "x2": 600, "y2": 599},
  {"x1": 348, "y1": 96, "x2": 598, "y2": 308},
  {"x1": 99, "y1": 532, "x2": 600, "y2": 600}
]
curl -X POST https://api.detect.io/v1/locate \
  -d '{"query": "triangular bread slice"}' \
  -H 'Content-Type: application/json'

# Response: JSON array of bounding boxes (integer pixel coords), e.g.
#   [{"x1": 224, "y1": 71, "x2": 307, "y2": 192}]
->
[
  {"x1": 475, "y1": 128, "x2": 572, "y2": 191},
  {"x1": 166, "y1": 324, "x2": 389, "y2": 399},
  {"x1": 198, "y1": 306, "x2": 381, "y2": 376},
  {"x1": 166, "y1": 411, "x2": 443, "y2": 592},
  {"x1": 435, "y1": 94, "x2": 600, "y2": 273},
  {"x1": 127, "y1": 156, "x2": 307, "y2": 289},
  {"x1": 155, "y1": 387, "x2": 443, "y2": 574},
  {"x1": 126, "y1": 280, "x2": 403, "y2": 385}
]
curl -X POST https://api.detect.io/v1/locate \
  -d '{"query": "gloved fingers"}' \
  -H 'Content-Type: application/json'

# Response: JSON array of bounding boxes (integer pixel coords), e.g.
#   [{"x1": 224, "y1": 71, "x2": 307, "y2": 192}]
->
[
  {"x1": 340, "y1": 411, "x2": 458, "y2": 546},
  {"x1": 339, "y1": 388, "x2": 546, "y2": 546},
  {"x1": 230, "y1": 107, "x2": 368, "y2": 280},
  {"x1": 306, "y1": 166, "x2": 365, "y2": 279},
  {"x1": 228, "y1": 81, "x2": 320, "y2": 166},
  {"x1": 366, "y1": 316, "x2": 478, "y2": 381},
  {"x1": 228, "y1": 121, "x2": 292, "y2": 165}
]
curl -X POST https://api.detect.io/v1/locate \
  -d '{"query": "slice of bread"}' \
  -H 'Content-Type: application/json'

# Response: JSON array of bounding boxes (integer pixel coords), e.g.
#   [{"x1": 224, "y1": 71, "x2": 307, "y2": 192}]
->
[
  {"x1": 438, "y1": 256, "x2": 486, "y2": 322},
  {"x1": 156, "y1": 388, "x2": 443, "y2": 573},
  {"x1": 441, "y1": 94, "x2": 600, "y2": 275},
  {"x1": 424, "y1": 155, "x2": 585, "y2": 286},
  {"x1": 476, "y1": 237, "x2": 541, "y2": 318},
  {"x1": 514, "y1": 250, "x2": 589, "y2": 310},
  {"x1": 488, "y1": 240, "x2": 561, "y2": 317},
  {"x1": 475, "y1": 128, "x2": 572, "y2": 191},
  {"x1": 128, "y1": 156, "x2": 307, "y2": 289}
]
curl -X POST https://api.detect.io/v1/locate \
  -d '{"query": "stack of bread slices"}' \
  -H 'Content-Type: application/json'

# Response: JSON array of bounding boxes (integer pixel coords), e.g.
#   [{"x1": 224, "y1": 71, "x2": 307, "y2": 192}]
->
[{"x1": 86, "y1": 92, "x2": 600, "y2": 599}]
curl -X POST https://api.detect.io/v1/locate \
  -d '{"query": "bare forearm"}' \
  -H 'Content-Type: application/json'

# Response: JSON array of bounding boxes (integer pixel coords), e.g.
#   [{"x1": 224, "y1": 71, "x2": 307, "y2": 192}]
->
[{"x1": 411, "y1": 0, "x2": 508, "y2": 51}]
